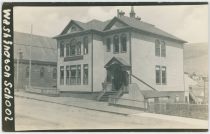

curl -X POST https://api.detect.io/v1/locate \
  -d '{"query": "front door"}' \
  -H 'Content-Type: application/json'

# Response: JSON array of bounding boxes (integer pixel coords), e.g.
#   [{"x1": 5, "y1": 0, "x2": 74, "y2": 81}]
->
[{"x1": 110, "y1": 64, "x2": 128, "y2": 91}]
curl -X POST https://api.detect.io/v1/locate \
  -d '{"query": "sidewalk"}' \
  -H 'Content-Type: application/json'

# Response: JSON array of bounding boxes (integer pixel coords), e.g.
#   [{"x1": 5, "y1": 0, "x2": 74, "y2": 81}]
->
[
  {"x1": 15, "y1": 91, "x2": 208, "y2": 128},
  {"x1": 15, "y1": 91, "x2": 142, "y2": 115}
]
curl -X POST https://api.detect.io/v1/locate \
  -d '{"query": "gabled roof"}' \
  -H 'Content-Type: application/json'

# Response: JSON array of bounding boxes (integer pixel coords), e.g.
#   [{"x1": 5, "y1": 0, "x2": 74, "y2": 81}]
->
[
  {"x1": 60, "y1": 19, "x2": 111, "y2": 35},
  {"x1": 104, "y1": 57, "x2": 131, "y2": 69},
  {"x1": 14, "y1": 31, "x2": 57, "y2": 62},
  {"x1": 105, "y1": 16, "x2": 186, "y2": 43},
  {"x1": 57, "y1": 16, "x2": 186, "y2": 43}
]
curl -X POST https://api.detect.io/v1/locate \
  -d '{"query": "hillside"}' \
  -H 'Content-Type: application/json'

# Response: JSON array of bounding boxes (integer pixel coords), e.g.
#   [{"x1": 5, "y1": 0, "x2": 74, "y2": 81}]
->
[{"x1": 184, "y1": 42, "x2": 208, "y2": 76}]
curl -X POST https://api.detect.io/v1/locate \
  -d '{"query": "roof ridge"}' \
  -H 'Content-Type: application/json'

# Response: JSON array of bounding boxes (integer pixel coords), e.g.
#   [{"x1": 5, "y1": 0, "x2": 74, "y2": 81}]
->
[{"x1": 14, "y1": 31, "x2": 53, "y2": 39}]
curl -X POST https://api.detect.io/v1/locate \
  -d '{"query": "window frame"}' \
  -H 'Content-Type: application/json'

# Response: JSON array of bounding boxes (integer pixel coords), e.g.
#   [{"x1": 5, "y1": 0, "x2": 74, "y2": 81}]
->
[
  {"x1": 155, "y1": 65, "x2": 161, "y2": 84},
  {"x1": 83, "y1": 36, "x2": 89, "y2": 55},
  {"x1": 155, "y1": 39, "x2": 161, "y2": 57},
  {"x1": 113, "y1": 35, "x2": 119, "y2": 53},
  {"x1": 106, "y1": 38, "x2": 111, "y2": 52},
  {"x1": 161, "y1": 66, "x2": 167, "y2": 84},
  {"x1": 70, "y1": 39, "x2": 76, "y2": 56},
  {"x1": 120, "y1": 34, "x2": 127, "y2": 53},
  {"x1": 60, "y1": 41, "x2": 64, "y2": 57},
  {"x1": 161, "y1": 41, "x2": 166, "y2": 57}
]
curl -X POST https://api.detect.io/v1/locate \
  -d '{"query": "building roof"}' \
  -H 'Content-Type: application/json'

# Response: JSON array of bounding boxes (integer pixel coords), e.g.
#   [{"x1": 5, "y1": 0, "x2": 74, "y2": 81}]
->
[
  {"x1": 116, "y1": 16, "x2": 185, "y2": 42},
  {"x1": 14, "y1": 31, "x2": 57, "y2": 62},
  {"x1": 104, "y1": 57, "x2": 131, "y2": 70},
  {"x1": 57, "y1": 15, "x2": 186, "y2": 43}
]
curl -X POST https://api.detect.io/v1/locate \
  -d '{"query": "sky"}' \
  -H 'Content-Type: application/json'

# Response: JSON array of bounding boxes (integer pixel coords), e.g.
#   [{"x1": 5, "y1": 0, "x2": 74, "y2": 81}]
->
[{"x1": 14, "y1": 5, "x2": 208, "y2": 43}]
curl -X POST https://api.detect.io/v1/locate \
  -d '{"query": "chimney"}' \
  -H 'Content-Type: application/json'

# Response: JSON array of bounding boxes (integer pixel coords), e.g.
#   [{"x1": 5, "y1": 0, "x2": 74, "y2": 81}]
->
[
  {"x1": 130, "y1": 6, "x2": 136, "y2": 18},
  {"x1": 117, "y1": 9, "x2": 120, "y2": 17},
  {"x1": 117, "y1": 9, "x2": 125, "y2": 17}
]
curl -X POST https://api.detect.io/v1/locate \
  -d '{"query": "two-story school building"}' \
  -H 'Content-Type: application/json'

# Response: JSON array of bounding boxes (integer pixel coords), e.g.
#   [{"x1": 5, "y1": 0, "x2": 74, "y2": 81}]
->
[{"x1": 54, "y1": 7, "x2": 187, "y2": 103}]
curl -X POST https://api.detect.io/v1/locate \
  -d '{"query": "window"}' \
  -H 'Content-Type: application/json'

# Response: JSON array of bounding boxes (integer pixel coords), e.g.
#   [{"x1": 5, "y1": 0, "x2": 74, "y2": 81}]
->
[
  {"x1": 155, "y1": 39, "x2": 166, "y2": 57},
  {"x1": 155, "y1": 39, "x2": 160, "y2": 56},
  {"x1": 106, "y1": 38, "x2": 111, "y2": 52},
  {"x1": 161, "y1": 41, "x2": 166, "y2": 57},
  {"x1": 70, "y1": 39, "x2": 76, "y2": 56},
  {"x1": 53, "y1": 68, "x2": 57, "y2": 79},
  {"x1": 155, "y1": 66, "x2": 161, "y2": 84},
  {"x1": 66, "y1": 43, "x2": 70, "y2": 57},
  {"x1": 83, "y1": 64, "x2": 88, "y2": 85},
  {"x1": 26, "y1": 66, "x2": 29, "y2": 78},
  {"x1": 66, "y1": 66, "x2": 70, "y2": 85},
  {"x1": 60, "y1": 41, "x2": 64, "y2": 57},
  {"x1": 156, "y1": 65, "x2": 167, "y2": 85},
  {"x1": 77, "y1": 42, "x2": 81, "y2": 55},
  {"x1": 113, "y1": 35, "x2": 119, "y2": 53},
  {"x1": 161, "y1": 66, "x2": 167, "y2": 84},
  {"x1": 40, "y1": 67, "x2": 44, "y2": 78},
  {"x1": 77, "y1": 65, "x2": 81, "y2": 84},
  {"x1": 120, "y1": 34, "x2": 127, "y2": 52},
  {"x1": 60, "y1": 66, "x2": 64, "y2": 85},
  {"x1": 70, "y1": 65, "x2": 77, "y2": 85},
  {"x1": 83, "y1": 36, "x2": 88, "y2": 54}
]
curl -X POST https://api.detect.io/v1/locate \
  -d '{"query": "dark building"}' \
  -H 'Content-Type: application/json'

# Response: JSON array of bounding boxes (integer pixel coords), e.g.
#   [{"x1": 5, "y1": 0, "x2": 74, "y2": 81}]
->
[{"x1": 14, "y1": 32, "x2": 57, "y2": 93}]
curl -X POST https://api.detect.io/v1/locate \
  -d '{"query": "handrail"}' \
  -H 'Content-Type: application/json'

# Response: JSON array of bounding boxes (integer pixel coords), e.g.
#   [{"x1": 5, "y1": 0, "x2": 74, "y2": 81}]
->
[{"x1": 131, "y1": 74, "x2": 158, "y2": 91}]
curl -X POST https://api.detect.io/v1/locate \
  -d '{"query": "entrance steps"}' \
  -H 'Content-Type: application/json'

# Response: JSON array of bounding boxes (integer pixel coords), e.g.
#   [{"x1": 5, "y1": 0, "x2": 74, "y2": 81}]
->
[{"x1": 97, "y1": 91, "x2": 118, "y2": 102}]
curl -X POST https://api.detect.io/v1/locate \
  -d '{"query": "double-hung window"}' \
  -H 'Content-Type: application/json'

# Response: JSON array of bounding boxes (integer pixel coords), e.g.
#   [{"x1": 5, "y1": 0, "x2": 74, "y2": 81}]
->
[
  {"x1": 155, "y1": 39, "x2": 166, "y2": 57},
  {"x1": 155, "y1": 65, "x2": 167, "y2": 85},
  {"x1": 120, "y1": 34, "x2": 127, "y2": 52},
  {"x1": 106, "y1": 38, "x2": 111, "y2": 52}
]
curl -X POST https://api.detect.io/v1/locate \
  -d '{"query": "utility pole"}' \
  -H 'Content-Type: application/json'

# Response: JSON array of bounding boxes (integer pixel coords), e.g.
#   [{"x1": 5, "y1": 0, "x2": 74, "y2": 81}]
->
[{"x1": 29, "y1": 24, "x2": 33, "y2": 88}]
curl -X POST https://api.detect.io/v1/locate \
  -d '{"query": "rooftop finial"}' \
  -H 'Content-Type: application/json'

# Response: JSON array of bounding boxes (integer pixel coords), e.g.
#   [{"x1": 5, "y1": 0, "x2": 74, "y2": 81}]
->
[{"x1": 130, "y1": 6, "x2": 136, "y2": 18}]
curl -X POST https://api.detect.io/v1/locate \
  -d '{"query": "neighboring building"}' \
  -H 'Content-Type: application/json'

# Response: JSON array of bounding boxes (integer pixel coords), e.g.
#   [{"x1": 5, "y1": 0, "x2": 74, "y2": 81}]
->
[
  {"x1": 184, "y1": 72, "x2": 208, "y2": 104},
  {"x1": 14, "y1": 32, "x2": 57, "y2": 92},
  {"x1": 54, "y1": 7, "x2": 187, "y2": 103}
]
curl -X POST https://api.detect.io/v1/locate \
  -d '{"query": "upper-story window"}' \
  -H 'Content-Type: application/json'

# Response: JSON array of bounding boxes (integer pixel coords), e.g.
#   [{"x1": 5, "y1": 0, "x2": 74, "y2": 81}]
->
[
  {"x1": 60, "y1": 41, "x2": 64, "y2": 57},
  {"x1": 83, "y1": 36, "x2": 88, "y2": 54},
  {"x1": 120, "y1": 34, "x2": 127, "y2": 52},
  {"x1": 106, "y1": 38, "x2": 111, "y2": 52},
  {"x1": 66, "y1": 43, "x2": 70, "y2": 57},
  {"x1": 161, "y1": 41, "x2": 166, "y2": 57},
  {"x1": 155, "y1": 39, "x2": 166, "y2": 57},
  {"x1": 70, "y1": 39, "x2": 76, "y2": 56},
  {"x1": 77, "y1": 42, "x2": 81, "y2": 55},
  {"x1": 155, "y1": 40, "x2": 160, "y2": 56},
  {"x1": 113, "y1": 35, "x2": 119, "y2": 53}
]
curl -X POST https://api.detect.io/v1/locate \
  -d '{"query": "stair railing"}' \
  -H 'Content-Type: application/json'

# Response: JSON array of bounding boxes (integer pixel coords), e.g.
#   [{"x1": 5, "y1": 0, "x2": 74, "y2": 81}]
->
[{"x1": 131, "y1": 74, "x2": 158, "y2": 91}]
